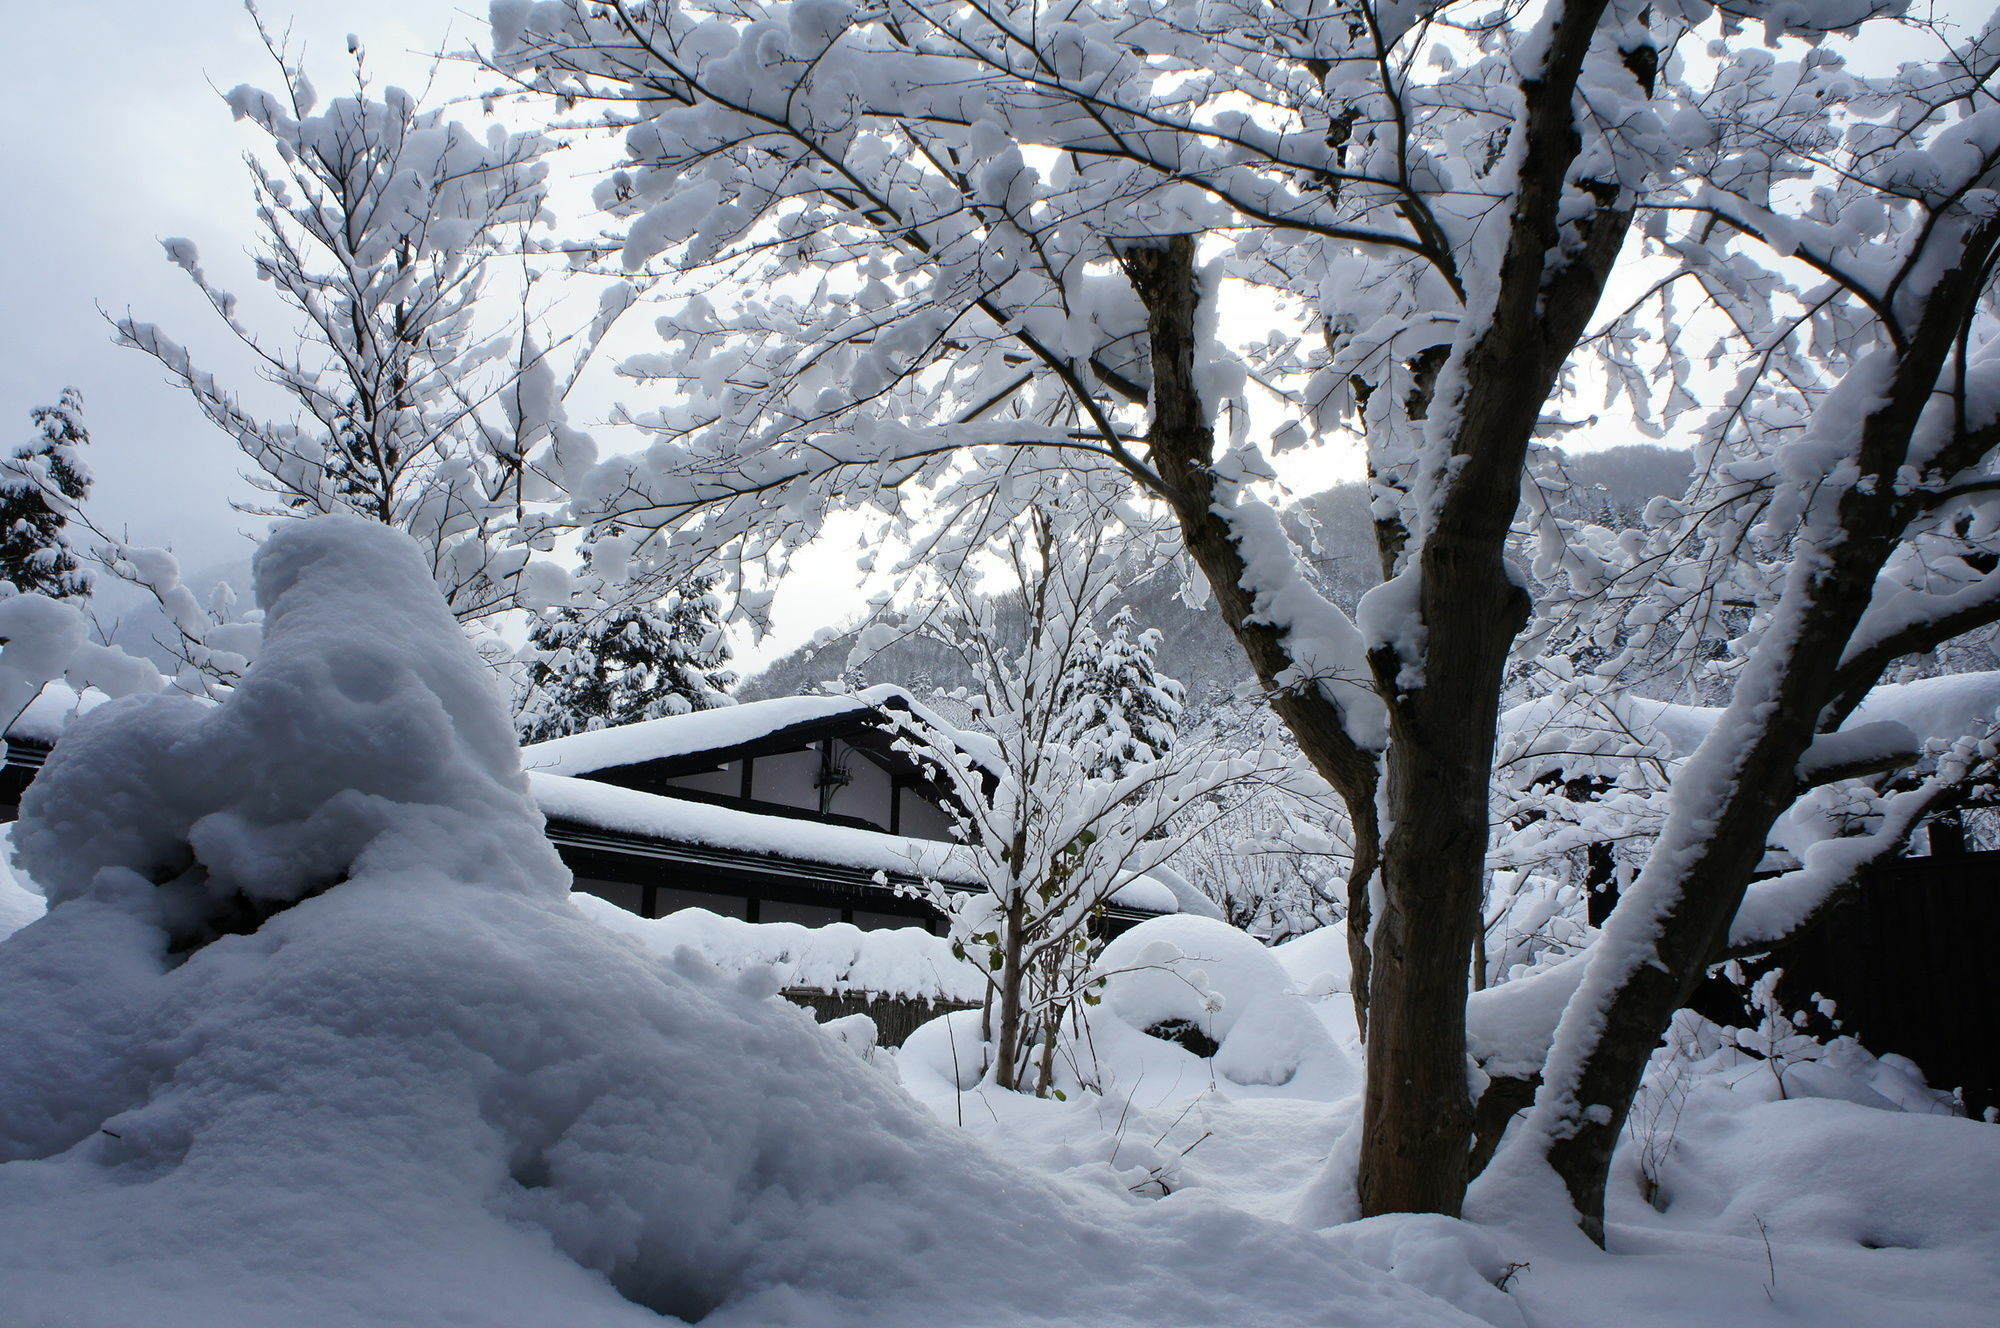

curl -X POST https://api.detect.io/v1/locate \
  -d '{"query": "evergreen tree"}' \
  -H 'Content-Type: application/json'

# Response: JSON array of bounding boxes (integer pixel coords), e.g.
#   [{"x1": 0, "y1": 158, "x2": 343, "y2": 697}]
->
[
  {"x1": 519, "y1": 577, "x2": 735, "y2": 744},
  {"x1": 1065, "y1": 606, "x2": 1184, "y2": 780},
  {"x1": 0, "y1": 389, "x2": 93, "y2": 600}
]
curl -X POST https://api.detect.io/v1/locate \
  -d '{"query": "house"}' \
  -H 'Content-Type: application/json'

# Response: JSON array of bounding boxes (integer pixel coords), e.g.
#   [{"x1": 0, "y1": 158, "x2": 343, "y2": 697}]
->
[
  {"x1": 0, "y1": 685, "x2": 88, "y2": 823},
  {"x1": 2, "y1": 683, "x2": 1180, "y2": 939},
  {"x1": 521, "y1": 685, "x2": 1177, "y2": 935}
]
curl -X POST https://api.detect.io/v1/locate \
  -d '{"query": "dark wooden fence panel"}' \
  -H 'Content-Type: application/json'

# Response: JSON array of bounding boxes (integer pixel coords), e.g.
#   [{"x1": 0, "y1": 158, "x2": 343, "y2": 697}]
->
[
  {"x1": 784, "y1": 987, "x2": 977, "y2": 1047},
  {"x1": 1713, "y1": 852, "x2": 2000, "y2": 1119}
]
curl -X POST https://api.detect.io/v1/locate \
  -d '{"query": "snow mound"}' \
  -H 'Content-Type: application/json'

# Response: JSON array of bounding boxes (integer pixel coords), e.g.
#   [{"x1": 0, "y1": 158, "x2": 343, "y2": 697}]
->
[
  {"x1": 1098, "y1": 915, "x2": 1354, "y2": 1092},
  {"x1": 1271, "y1": 922, "x2": 1354, "y2": 996},
  {"x1": 1466, "y1": 951, "x2": 1589, "y2": 1081},
  {"x1": 0, "y1": 517, "x2": 1476, "y2": 1327},
  {"x1": 13, "y1": 515, "x2": 559, "y2": 943},
  {"x1": 575, "y1": 894, "x2": 979, "y2": 1003},
  {"x1": 1641, "y1": 1090, "x2": 2000, "y2": 1254},
  {"x1": 1098, "y1": 914, "x2": 1292, "y2": 1040},
  {"x1": 900, "y1": 1006, "x2": 991, "y2": 1093},
  {"x1": 1321, "y1": 1214, "x2": 1528, "y2": 1328}
]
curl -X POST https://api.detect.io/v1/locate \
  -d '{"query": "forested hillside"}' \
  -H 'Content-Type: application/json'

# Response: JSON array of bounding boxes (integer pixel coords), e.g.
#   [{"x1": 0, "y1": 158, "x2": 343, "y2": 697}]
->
[{"x1": 745, "y1": 447, "x2": 1691, "y2": 704}]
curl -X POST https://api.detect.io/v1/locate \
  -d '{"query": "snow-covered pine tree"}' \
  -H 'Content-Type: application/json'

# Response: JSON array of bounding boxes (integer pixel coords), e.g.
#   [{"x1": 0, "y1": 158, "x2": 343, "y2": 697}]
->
[
  {"x1": 518, "y1": 577, "x2": 735, "y2": 744},
  {"x1": 0, "y1": 390, "x2": 93, "y2": 600},
  {"x1": 1065, "y1": 606, "x2": 1184, "y2": 780}
]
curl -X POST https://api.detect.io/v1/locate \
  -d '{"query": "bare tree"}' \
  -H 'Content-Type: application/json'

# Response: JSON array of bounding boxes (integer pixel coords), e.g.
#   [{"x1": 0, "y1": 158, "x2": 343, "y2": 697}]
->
[{"x1": 878, "y1": 471, "x2": 1296, "y2": 1095}]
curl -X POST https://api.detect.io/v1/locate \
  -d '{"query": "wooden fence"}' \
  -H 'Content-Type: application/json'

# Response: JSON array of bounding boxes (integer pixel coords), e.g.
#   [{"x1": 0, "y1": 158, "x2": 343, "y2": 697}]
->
[{"x1": 1710, "y1": 850, "x2": 1999, "y2": 1119}]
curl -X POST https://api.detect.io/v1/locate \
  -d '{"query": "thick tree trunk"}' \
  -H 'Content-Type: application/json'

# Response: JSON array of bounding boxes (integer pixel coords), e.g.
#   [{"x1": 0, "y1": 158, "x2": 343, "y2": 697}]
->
[
  {"x1": 1351, "y1": 0, "x2": 1631, "y2": 1217},
  {"x1": 1358, "y1": 527, "x2": 1531, "y2": 1216},
  {"x1": 1127, "y1": 0, "x2": 1635, "y2": 1218}
]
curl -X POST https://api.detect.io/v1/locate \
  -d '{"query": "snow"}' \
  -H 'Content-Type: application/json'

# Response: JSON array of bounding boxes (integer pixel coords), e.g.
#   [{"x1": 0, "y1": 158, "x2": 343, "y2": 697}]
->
[
  {"x1": 1795, "y1": 719, "x2": 1918, "y2": 783},
  {"x1": 1649, "y1": 1094, "x2": 1998, "y2": 1254},
  {"x1": 533, "y1": 767, "x2": 967, "y2": 881},
  {"x1": 1223, "y1": 496, "x2": 1387, "y2": 749},
  {"x1": 1503, "y1": 669, "x2": 2000, "y2": 802},
  {"x1": 521, "y1": 683, "x2": 920, "y2": 776},
  {"x1": 0, "y1": 827, "x2": 42, "y2": 941},
  {"x1": 1097, "y1": 914, "x2": 1295, "y2": 1042},
  {"x1": 0, "y1": 597, "x2": 158, "y2": 739},
  {"x1": 1095, "y1": 915, "x2": 1357, "y2": 1095},
  {"x1": 14, "y1": 516, "x2": 548, "y2": 925},
  {"x1": 531, "y1": 766, "x2": 1179, "y2": 914},
  {"x1": 0, "y1": 531, "x2": 1990, "y2": 1326},
  {"x1": 572, "y1": 893, "x2": 979, "y2": 1004},
  {"x1": 1466, "y1": 951, "x2": 1591, "y2": 1081},
  {"x1": 3, "y1": 681, "x2": 109, "y2": 746},
  {"x1": 1271, "y1": 921, "x2": 1355, "y2": 995},
  {"x1": 1142, "y1": 861, "x2": 1228, "y2": 921},
  {"x1": 1846, "y1": 669, "x2": 2000, "y2": 744},
  {"x1": 898, "y1": 936, "x2": 1999, "y2": 1328},
  {"x1": 9, "y1": 518, "x2": 1450, "y2": 1328},
  {"x1": 0, "y1": 594, "x2": 86, "y2": 727}
]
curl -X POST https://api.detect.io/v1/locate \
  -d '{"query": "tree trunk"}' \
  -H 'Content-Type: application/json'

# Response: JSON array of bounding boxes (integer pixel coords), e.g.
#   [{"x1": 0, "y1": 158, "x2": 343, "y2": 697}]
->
[
  {"x1": 1542, "y1": 216, "x2": 2000, "y2": 1238},
  {"x1": 992, "y1": 896, "x2": 1027, "y2": 1090},
  {"x1": 1123, "y1": 235, "x2": 1384, "y2": 1039},
  {"x1": 1351, "y1": 0, "x2": 1631, "y2": 1216},
  {"x1": 1358, "y1": 533, "x2": 1530, "y2": 1216},
  {"x1": 1126, "y1": 0, "x2": 1634, "y2": 1217}
]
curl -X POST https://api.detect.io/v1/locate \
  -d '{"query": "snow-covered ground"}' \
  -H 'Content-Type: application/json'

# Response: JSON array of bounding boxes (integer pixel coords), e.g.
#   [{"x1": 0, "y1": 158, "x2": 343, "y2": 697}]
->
[
  {"x1": 881, "y1": 914, "x2": 2000, "y2": 1328},
  {"x1": 0, "y1": 517, "x2": 1993, "y2": 1327}
]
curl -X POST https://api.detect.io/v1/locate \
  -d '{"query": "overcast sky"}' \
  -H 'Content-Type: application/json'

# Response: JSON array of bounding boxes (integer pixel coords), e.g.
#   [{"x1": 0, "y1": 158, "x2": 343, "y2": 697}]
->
[{"x1": 2, "y1": 0, "x2": 1990, "y2": 663}]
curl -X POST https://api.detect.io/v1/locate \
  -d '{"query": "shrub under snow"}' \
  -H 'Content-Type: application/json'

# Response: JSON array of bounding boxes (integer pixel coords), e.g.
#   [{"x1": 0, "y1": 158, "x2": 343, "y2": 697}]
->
[{"x1": 0, "y1": 517, "x2": 1478, "y2": 1327}]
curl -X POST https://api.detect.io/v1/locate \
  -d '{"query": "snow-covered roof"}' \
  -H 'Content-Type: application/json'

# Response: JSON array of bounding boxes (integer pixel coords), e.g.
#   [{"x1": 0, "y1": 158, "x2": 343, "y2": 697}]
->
[
  {"x1": 3, "y1": 683, "x2": 109, "y2": 747},
  {"x1": 532, "y1": 768, "x2": 967, "y2": 881},
  {"x1": 530, "y1": 770, "x2": 1177, "y2": 915},
  {"x1": 520, "y1": 684, "x2": 923, "y2": 777},
  {"x1": 573, "y1": 894, "x2": 982, "y2": 1004}
]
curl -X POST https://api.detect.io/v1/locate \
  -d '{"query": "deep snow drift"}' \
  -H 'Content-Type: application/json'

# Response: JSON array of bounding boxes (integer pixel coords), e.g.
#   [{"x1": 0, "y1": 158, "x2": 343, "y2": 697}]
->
[{"x1": 0, "y1": 517, "x2": 1478, "y2": 1328}]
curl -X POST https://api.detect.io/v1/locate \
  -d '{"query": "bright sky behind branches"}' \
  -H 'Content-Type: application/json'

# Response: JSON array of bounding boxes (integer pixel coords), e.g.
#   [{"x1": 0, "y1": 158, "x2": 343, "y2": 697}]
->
[{"x1": 1, "y1": 0, "x2": 1988, "y2": 665}]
